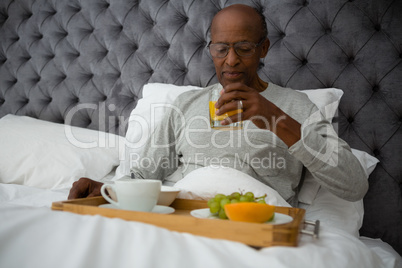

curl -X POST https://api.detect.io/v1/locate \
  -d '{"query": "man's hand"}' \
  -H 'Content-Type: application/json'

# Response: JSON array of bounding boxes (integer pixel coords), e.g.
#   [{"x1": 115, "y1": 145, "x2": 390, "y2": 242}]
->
[
  {"x1": 215, "y1": 82, "x2": 301, "y2": 147},
  {"x1": 68, "y1": 177, "x2": 104, "y2": 200}
]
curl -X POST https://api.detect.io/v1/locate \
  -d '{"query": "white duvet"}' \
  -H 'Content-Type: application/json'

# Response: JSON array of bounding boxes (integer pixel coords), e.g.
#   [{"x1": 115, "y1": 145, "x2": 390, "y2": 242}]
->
[{"x1": 0, "y1": 183, "x2": 400, "y2": 268}]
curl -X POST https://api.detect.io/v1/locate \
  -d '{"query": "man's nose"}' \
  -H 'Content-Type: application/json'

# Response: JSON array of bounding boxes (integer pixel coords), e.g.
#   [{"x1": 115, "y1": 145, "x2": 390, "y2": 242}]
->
[{"x1": 225, "y1": 47, "x2": 240, "y2": 66}]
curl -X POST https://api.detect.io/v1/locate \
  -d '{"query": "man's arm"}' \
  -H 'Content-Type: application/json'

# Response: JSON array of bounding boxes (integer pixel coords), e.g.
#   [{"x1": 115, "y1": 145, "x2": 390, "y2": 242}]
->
[
  {"x1": 289, "y1": 113, "x2": 368, "y2": 201},
  {"x1": 216, "y1": 82, "x2": 368, "y2": 201}
]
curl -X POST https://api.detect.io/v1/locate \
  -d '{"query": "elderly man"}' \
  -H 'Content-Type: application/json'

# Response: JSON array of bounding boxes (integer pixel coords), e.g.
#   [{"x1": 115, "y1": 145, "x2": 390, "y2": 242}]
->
[{"x1": 68, "y1": 4, "x2": 367, "y2": 206}]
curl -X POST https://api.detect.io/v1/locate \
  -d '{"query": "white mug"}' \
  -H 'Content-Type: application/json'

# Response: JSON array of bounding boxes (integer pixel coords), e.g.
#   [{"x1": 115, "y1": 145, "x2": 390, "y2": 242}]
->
[{"x1": 101, "y1": 178, "x2": 161, "y2": 212}]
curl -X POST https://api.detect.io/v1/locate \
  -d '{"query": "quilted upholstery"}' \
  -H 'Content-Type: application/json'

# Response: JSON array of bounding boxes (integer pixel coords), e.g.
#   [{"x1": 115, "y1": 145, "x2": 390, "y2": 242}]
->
[{"x1": 0, "y1": 0, "x2": 401, "y2": 254}]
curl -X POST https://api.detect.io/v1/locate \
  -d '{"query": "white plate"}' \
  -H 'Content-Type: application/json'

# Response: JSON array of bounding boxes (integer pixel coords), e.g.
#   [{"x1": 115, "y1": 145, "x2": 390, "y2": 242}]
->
[
  {"x1": 190, "y1": 208, "x2": 293, "y2": 225},
  {"x1": 99, "y1": 204, "x2": 175, "y2": 214}
]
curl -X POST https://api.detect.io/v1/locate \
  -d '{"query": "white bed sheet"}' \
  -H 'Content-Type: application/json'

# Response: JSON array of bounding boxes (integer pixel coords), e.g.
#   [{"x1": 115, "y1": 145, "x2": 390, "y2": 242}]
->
[{"x1": 0, "y1": 183, "x2": 400, "y2": 268}]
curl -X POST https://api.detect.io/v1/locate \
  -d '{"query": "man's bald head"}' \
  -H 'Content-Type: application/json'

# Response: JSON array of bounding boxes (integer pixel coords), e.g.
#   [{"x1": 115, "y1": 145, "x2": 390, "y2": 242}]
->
[{"x1": 211, "y1": 4, "x2": 268, "y2": 41}]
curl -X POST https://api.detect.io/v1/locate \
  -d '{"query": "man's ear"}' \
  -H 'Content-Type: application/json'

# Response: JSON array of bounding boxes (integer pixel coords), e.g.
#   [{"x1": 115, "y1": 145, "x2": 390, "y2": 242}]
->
[{"x1": 260, "y1": 38, "x2": 270, "y2": 58}]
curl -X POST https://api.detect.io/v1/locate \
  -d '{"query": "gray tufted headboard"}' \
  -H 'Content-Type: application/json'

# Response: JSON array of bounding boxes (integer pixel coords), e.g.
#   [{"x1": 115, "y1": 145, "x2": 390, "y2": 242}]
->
[{"x1": 0, "y1": 0, "x2": 401, "y2": 255}]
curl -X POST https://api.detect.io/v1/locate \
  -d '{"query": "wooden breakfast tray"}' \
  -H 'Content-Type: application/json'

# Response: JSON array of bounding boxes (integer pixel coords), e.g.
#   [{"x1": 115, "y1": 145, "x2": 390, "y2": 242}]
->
[{"x1": 52, "y1": 197, "x2": 306, "y2": 248}]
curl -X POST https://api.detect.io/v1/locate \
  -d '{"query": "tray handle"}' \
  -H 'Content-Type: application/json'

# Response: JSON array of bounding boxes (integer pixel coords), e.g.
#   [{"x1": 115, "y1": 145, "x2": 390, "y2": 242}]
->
[{"x1": 300, "y1": 220, "x2": 320, "y2": 240}]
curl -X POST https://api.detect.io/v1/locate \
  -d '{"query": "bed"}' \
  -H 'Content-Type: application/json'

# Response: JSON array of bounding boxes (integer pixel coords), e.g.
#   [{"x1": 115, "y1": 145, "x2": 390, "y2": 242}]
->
[{"x1": 0, "y1": 0, "x2": 401, "y2": 267}]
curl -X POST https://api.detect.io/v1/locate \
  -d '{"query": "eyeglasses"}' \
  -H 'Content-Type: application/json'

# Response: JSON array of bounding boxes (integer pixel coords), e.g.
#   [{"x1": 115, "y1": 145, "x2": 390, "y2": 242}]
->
[{"x1": 207, "y1": 39, "x2": 265, "y2": 58}]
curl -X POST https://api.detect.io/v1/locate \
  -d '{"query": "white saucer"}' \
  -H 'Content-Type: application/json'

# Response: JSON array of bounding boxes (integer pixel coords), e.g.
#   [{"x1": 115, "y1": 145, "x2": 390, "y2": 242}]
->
[{"x1": 99, "y1": 204, "x2": 175, "y2": 214}]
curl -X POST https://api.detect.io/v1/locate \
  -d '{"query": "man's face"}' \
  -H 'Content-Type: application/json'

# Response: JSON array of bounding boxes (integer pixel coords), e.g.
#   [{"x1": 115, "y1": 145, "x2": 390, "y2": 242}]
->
[{"x1": 210, "y1": 9, "x2": 268, "y2": 89}]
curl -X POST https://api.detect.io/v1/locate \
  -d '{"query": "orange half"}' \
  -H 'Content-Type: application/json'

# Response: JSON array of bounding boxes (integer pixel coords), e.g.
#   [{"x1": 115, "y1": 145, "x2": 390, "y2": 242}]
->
[{"x1": 224, "y1": 203, "x2": 275, "y2": 223}]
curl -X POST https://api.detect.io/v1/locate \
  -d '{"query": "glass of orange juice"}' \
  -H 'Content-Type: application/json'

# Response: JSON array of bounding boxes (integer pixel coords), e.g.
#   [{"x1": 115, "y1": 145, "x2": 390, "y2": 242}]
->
[{"x1": 209, "y1": 86, "x2": 243, "y2": 130}]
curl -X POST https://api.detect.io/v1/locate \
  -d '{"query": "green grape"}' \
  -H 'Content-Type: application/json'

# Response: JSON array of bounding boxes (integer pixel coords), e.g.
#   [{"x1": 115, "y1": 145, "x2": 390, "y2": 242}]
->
[
  {"x1": 244, "y1": 192, "x2": 254, "y2": 199},
  {"x1": 230, "y1": 199, "x2": 239, "y2": 204},
  {"x1": 220, "y1": 198, "x2": 230, "y2": 207},
  {"x1": 218, "y1": 208, "x2": 228, "y2": 219},
  {"x1": 257, "y1": 199, "x2": 266, "y2": 204},
  {"x1": 214, "y1": 193, "x2": 226, "y2": 203},
  {"x1": 239, "y1": 195, "x2": 249, "y2": 202},
  {"x1": 230, "y1": 192, "x2": 241, "y2": 200},
  {"x1": 207, "y1": 198, "x2": 215, "y2": 207},
  {"x1": 209, "y1": 201, "x2": 220, "y2": 214}
]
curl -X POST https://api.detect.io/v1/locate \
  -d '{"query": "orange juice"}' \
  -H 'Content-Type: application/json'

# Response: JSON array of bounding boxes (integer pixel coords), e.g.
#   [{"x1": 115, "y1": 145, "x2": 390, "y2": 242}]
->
[{"x1": 209, "y1": 101, "x2": 243, "y2": 129}]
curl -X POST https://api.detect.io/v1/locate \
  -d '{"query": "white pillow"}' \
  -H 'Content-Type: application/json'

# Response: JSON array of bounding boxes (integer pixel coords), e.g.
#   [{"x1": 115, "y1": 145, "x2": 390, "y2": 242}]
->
[
  {"x1": 351, "y1": 148, "x2": 380, "y2": 177},
  {"x1": 174, "y1": 166, "x2": 291, "y2": 207},
  {"x1": 297, "y1": 87, "x2": 343, "y2": 122},
  {"x1": 0, "y1": 115, "x2": 123, "y2": 189},
  {"x1": 303, "y1": 187, "x2": 364, "y2": 237},
  {"x1": 300, "y1": 149, "x2": 379, "y2": 237}
]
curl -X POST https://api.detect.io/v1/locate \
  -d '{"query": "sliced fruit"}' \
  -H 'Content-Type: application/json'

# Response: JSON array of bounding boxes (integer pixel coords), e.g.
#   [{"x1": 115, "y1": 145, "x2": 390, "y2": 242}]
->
[{"x1": 224, "y1": 202, "x2": 275, "y2": 223}]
